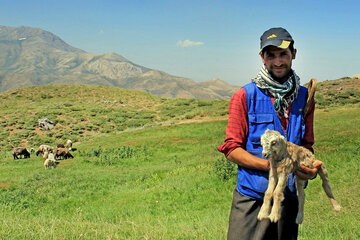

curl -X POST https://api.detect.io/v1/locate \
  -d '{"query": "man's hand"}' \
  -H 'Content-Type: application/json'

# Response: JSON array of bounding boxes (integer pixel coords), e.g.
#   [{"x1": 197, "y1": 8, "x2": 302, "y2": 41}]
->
[{"x1": 295, "y1": 161, "x2": 322, "y2": 180}]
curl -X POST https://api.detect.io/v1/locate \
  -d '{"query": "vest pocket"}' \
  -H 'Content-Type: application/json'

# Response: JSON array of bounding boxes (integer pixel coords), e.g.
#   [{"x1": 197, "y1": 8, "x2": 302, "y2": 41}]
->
[
  {"x1": 238, "y1": 168, "x2": 269, "y2": 193},
  {"x1": 248, "y1": 113, "x2": 275, "y2": 145}
]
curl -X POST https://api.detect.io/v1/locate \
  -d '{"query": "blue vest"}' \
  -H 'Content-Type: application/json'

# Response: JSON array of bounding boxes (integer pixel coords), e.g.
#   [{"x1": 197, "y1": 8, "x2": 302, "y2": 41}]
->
[{"x1": 237, "y1": 82, "x2": 307, "y2": 200}]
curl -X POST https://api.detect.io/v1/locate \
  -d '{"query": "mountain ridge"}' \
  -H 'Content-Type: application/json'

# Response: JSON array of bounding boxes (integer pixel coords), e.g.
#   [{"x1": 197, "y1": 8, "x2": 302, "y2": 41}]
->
[{"x1": 0, "y1": 25, "x2": 239, "y2": 99}]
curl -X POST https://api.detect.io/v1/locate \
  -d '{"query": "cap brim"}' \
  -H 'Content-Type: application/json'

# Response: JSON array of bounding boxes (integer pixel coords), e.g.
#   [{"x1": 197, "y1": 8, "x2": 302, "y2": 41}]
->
[{"x1": 260, "y1": 40, "x2": 291, "y2": 53}]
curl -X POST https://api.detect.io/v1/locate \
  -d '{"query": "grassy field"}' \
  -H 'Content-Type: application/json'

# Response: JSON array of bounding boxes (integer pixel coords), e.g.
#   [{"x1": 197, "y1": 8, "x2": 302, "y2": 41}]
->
[
  {"x1": 0, "y1": 84, "x2": 359, "y2": 239},
  {"x1": 0, "y1": 85, "x2": 228, "y2": 151}
]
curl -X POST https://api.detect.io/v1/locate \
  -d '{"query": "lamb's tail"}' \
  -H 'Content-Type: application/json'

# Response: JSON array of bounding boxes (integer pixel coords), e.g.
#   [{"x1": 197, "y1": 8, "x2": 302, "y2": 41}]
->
[{"x1": 317, "y1": 162, "x2": 341, "y2": 212}]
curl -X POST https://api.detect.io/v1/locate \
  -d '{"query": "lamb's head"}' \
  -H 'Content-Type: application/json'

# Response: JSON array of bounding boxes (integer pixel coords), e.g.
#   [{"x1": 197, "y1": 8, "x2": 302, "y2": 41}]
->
[{"x1": 260, "y1": 129, "x2": 286, "y2": 159}]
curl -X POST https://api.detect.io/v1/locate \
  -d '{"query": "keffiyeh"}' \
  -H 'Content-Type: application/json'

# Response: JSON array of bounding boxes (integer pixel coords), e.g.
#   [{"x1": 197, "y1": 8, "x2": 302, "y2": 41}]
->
[{"x1": 252, "y1": 65, "x2": 300, "y2": 118}]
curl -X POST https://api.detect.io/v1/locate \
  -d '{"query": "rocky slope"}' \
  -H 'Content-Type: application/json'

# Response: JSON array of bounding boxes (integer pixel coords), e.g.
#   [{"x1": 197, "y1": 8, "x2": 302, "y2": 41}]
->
[{"x1": 0, "y1": 25, "x2": 239, "y2": 99}]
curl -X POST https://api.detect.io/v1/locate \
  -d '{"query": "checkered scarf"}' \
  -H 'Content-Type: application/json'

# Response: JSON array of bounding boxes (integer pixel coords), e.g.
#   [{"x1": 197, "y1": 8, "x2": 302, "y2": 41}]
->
[{"x1": 252, "y1": 65, "x2": 300, "y2": 118}]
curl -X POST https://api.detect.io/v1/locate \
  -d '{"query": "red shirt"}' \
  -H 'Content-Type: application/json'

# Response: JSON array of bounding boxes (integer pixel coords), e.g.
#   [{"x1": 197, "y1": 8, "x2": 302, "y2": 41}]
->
[{"x1": 218, "y1": 87, "x2": 315, "y2": 157}]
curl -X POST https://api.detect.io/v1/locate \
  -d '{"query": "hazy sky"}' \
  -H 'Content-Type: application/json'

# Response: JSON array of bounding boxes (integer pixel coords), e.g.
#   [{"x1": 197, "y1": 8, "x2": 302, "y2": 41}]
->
[{"x1": 0, "y1": 0, "x2": 359, "y2": 86}]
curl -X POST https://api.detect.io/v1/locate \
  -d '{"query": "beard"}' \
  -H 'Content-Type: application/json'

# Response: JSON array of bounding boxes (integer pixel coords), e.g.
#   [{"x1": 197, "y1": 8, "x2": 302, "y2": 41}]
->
[{"x1": 266, "y1": 64, "x2": 292, "y2": 83}]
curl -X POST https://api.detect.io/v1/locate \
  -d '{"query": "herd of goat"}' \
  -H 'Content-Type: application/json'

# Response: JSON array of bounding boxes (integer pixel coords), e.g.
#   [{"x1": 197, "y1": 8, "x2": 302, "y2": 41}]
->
[{"x1": 12, "y1": 139, "x2": 74, "y2": 170}]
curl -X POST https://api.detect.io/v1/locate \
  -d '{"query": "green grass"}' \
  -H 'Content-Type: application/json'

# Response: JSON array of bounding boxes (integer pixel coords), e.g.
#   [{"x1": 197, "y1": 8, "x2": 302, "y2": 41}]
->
[
  {"x1": 298, "y1": 106, "x2": 360, "y2": 240},
  {"x1": 1, "y1": 105, "x2": 359, "y2": 239},
  {"x1": 0, "y1": 121, "x2": 234, "y2": 239},
  {"x1": 0, "y1": 85, "x2": 359, "y2": 239},
  {"x1": 0, "y1": 85, "x2": 228, "y2": 151}
]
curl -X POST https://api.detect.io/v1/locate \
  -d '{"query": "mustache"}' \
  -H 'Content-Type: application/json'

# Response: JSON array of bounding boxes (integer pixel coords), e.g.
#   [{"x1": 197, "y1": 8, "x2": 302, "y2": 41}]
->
[{"x1": 271, "y1": 64, "x2": 287, "y2": 68}]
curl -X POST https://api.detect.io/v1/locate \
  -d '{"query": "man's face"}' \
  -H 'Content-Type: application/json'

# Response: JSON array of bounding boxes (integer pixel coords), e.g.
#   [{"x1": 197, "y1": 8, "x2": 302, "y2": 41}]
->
[{"x1": 260, "y1": 46, "x2": 296, "y2": 83}]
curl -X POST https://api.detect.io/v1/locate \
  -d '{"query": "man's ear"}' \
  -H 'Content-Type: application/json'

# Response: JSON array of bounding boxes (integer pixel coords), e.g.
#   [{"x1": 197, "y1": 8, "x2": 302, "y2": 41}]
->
[
  {"x1": 292, "y1": 49, "x2": 297, "y2": 60},
  {"x1": 260, "y1": 52, "x2": 265, "y2": 64}
]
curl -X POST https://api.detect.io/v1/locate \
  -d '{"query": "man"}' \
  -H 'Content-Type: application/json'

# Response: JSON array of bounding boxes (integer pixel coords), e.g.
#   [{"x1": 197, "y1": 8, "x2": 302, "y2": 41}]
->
[{"x1": 218, "y1": 27, "x2": 321, "y2": 240}]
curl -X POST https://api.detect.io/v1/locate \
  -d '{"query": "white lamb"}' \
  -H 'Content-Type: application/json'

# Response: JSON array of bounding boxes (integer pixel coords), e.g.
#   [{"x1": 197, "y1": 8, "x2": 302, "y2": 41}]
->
[
  {"x1": 257, "y1": 129, "x2": 341, "y2": 224},
  {"x1": 44, "y1": 152, "x2": 57, "y2": 170}
]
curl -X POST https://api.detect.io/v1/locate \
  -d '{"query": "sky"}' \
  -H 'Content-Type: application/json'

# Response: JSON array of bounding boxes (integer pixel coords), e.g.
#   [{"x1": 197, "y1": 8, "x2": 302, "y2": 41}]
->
[{"x1": 0, "y1": 0, "x2": 359, "y2": 86}]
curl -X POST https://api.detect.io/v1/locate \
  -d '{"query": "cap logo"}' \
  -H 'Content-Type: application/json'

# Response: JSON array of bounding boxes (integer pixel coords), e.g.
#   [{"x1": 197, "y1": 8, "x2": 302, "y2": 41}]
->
[
  {"x1": 267, "y1": 34, "x2": 277, "y2": 39},
  {"x1": 278, "y1": 40, "x2": 291, "y2": 49}
]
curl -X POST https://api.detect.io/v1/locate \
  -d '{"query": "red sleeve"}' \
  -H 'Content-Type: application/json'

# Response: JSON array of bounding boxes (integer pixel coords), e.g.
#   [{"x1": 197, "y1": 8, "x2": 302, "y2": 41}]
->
[
  {"x1": 301, "y1": 100, "x2": 315, "y2": 153},
  {"x1": 218, "y1": 88, "x2": 248, "y2": 157}
]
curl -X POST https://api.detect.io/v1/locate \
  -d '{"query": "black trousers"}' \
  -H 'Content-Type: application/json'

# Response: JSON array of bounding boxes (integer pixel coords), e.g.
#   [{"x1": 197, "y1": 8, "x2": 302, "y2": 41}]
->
[{"x1": 227, "y1": 189, "x2": 299, "y2": 240}]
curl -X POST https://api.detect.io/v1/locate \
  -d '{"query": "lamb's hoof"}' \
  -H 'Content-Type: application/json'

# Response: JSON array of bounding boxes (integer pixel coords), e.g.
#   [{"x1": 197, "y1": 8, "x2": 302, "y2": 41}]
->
[
  {"x1": 331, "y1": 199, "x2": 341, "y2": 212},
  {"x1": 268, "y1": 213, "x2": 280, "y2": 223},
  {"x1": 334, "y1": 205, "x2": 341, "y2": 212},
  {"x1": 257, "y1": 211, "x2": 268, "y2": 221}
]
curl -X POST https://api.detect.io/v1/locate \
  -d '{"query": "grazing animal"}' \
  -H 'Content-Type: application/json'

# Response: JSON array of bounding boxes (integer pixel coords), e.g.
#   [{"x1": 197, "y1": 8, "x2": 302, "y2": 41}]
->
[
  {"x1": 44, "y1": 152, "x2": 56, "y2": 170},
  {"x1": 54, "y1": 148, "x2": 74, "y2": 160},
  {"x1": 36, "y1": 145, "x2": 53, "y2": 156},
  {"x1": 65, "y1": 139, "x2": 72, "y2": 151},
  {"x1": 42, "y1": 150, "x2": 50, "y2": 160},
  {"x1": 12, "y1": 147, "x2": 31, "y2": 159},
  {"x1": 57, "y1": 143, "x2": 65, "y2": 148},
  {"x1": 257, "y1": 129, "x2": 341, "y2": 224}
]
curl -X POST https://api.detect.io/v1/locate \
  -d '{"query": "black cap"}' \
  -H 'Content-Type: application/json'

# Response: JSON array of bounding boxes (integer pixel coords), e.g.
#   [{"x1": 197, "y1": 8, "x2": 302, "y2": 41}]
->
[{"x1": 260, "y1": 27, "x2": 294, "y2": 52}]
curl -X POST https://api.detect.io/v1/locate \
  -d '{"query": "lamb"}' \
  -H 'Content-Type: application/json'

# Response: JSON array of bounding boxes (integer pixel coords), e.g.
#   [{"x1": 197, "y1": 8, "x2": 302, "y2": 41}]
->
[
  {"x1": 54, "y1": 148, "x2": 74, "y2": 160},
  {"x1": 36, "y1": 145, "x2": 54, "y2": 156},
  {"x1": 257, "y1": 129, "x2": 341, "y2": 224},
  {"x1": 12, "y1": 147, "x2": 31, "y2": 159},
  {"x1": 44, "y1": 152, "x2": 57, "y2": 170}
]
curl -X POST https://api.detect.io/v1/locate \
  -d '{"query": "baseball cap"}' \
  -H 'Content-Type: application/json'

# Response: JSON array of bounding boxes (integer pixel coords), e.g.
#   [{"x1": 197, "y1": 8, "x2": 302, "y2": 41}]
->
[{"x1": 260, "y1": 27, "x2": 294, "y2": 52}]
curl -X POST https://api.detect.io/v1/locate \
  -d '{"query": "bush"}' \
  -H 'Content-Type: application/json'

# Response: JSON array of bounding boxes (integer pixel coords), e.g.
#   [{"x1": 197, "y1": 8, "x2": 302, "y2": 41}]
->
[
  {"x1": 213, "y1": 157, "x2": 237, "y2": 181},
  {"x1": 197, "y1": 99, "x2": 213, "y2": 107},
  {"x1": 78, "y1": 145, "x2": 151, "y2": 166}
]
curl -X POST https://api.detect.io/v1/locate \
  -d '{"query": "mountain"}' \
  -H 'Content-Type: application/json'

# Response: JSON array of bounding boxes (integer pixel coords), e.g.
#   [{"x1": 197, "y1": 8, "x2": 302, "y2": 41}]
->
[
  {"x1": 352, "y1": 73, "x2": 360, "y2": 79},
  {"x1": 0, "y1": 25, "x2": 239, "y2": 99}
]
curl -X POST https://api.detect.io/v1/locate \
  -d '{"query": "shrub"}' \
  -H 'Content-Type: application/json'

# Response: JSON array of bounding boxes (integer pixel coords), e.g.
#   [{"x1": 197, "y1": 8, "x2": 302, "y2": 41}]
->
[
  {"x1": 63, "y1": 103, "x2": 73, "y2": 107},
  {"x1": 127, "y1": 119, "x2": 150, "y2": 128},
  {"x1": 78, "y1": 145, "x2": 151, "y2": 165},
  {"x1": 54, "y1": 132, "x2": 64, "y2": 139},
  {"x1": 197, "y1": 99, "x2": 213, "y2": 107},
  {"x1": 46, "y1": 132, "x2": 54, "y2": 137},
  {"x1": 213, "y1": 157, "x2": 237, "y2": 181}
]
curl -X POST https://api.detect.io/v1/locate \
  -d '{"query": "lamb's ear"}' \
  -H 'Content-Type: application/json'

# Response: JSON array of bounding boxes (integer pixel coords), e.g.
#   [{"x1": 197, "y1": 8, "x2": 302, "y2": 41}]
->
[{"x1": 261, "y1": 129, "x2": 269, "y2": 140}]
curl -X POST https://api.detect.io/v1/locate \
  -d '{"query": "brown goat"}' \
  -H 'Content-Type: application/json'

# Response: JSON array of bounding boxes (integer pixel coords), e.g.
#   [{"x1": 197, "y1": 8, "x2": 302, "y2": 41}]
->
[
  {"x1": 12, "y1": 147, "x2": 30, "y2": 159},
  {"x1": 54, "y1": 148, "x2": 74, "y2": 160},
  {"x1": 57, "y1": 143, "x2": 65, "y2": 148}
]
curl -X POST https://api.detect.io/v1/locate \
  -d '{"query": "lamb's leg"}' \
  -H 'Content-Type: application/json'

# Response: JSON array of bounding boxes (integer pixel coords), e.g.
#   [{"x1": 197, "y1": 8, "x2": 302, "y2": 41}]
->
[
  {"x1": 295, "y1": 177, "x2": 306, "y2": 224},
  {"x1": 317, "y1": 162, "x2": 341, "y2": 211},
  {"x1": 258, "y1": 166, "x2": 278, "y2": 221},
  {"x1": 268, "y1": 170, "x2": 289, "y2": 223}
]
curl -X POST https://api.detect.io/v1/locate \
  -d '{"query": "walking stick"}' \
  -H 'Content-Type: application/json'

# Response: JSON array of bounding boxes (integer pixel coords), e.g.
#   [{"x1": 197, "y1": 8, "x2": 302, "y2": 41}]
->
[{"x1": 303, "y1": 78, "x2": 318, "y2": 116}]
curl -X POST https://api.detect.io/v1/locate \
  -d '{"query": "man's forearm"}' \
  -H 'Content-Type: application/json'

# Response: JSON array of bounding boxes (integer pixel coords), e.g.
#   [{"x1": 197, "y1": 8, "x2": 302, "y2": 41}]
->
[{"x1": 227, "y1": 147, "x2": 270, "y2": 171}]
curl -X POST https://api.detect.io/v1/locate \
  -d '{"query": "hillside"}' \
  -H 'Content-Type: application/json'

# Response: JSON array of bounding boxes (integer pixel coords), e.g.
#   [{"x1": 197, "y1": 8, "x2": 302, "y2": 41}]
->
[
  {"x1": 1, "y1": 77, "x2": 360, "y2": 151},
  {"x1": 313, "y1": 77, "x2": 360, "y2": 107},
  {"x1": 0, "y1": 96, "x2": 359, "y2": 239},
  {"x1": 0, "y1": 25, "x2": 239, "y2": 99},
  {"x1": 0, "y1": 85, "x2": 229, "y2": 151}
]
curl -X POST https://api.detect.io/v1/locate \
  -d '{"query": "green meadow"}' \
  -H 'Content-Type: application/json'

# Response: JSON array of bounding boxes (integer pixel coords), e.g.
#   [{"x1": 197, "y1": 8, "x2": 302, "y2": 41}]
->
[{"x1": 0, "y1": 85, "x2": 359, "y2": 239}]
